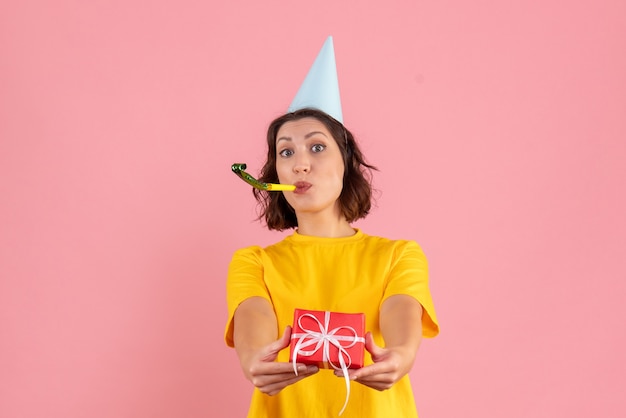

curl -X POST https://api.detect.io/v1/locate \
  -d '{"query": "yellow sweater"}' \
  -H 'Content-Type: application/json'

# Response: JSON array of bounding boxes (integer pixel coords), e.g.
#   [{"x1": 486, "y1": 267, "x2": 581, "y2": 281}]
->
[{"x1": 225, "y1": 229, "x2": 439, "y2": 417}]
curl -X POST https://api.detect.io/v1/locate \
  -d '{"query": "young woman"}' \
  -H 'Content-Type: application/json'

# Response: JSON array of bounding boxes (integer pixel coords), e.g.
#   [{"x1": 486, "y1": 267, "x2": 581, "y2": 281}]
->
[{"x1": 225, "y1": 108, "x2": 439, "y2": 417}]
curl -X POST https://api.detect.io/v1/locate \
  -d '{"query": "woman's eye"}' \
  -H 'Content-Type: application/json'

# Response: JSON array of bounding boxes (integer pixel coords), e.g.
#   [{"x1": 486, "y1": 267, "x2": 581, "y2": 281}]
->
[
  {"x1": 278, "y1": 149, "x2": 293, "y2": 157},
  {"x1": 311, "y1": 144, "x2": 326, "y2": 153}
]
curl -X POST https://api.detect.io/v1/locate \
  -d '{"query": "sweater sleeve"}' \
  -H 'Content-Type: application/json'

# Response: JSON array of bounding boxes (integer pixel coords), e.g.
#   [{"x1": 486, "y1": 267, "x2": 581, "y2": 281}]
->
[
  {"x1": 382, "y1": 241, "x2": 439, "y2": 338},
  {"x1": 224, "y1": 246, "x2": 271, "y2": 347}
]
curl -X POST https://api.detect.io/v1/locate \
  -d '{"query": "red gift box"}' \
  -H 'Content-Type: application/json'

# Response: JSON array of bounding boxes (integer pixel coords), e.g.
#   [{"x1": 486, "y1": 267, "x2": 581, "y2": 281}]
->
[{"x1": 289, "y1": 309, "x2": 365, "y2": 371}]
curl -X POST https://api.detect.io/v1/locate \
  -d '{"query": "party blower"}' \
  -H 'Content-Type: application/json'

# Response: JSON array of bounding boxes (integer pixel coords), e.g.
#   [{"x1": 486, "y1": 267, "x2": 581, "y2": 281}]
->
[{"x1": 231, "y1": 163, "x2": 296, "y2": 191}]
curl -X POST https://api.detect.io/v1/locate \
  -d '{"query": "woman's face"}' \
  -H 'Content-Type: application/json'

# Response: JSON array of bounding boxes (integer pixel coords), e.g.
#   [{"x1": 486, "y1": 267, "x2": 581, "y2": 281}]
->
[{"x1": 275, "y1": 117, "x2": 345, "y2": 218}]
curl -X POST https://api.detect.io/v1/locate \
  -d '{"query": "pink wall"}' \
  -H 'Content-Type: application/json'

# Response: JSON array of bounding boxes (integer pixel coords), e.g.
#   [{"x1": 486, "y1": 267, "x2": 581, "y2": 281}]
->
[{"x1": 1, "y1": 1, "x2": 625, "y2": 417}]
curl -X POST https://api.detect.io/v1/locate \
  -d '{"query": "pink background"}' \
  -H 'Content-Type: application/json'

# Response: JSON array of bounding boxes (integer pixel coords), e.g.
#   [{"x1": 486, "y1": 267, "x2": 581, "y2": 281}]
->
[{"x1": 1, "y1": 1, "x2": 625, "y2": 417}]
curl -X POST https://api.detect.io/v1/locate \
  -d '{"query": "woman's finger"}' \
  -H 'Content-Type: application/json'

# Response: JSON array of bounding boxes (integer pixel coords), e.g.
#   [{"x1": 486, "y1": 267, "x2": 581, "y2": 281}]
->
[
  {"x1": 259, "y1": 326, "x2": 293, "y2": 362},
  {"x1": 256, "y1": 367, "x2": 319, "y2": 395},
  {"x1": 363, "y1": 332, "x2": 386, "y2": 360}
]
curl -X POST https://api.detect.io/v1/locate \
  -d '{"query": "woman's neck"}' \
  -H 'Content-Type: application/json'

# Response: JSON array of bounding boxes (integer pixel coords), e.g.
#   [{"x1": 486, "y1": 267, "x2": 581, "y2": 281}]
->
[{"x1": 295, "y1": 213, "x2": 355, "y2": 238}]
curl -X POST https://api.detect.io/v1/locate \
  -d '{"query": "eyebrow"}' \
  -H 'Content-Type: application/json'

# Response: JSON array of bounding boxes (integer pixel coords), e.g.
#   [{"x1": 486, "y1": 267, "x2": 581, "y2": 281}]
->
[{"x1": 276, "y1": 131, "x2": 329, "y2": 143}]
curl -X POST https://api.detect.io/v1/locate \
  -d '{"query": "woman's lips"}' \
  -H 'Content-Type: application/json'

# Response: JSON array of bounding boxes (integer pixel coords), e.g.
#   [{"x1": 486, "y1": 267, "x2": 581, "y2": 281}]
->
[{"x1": 293, "y1": 181, "x2": 312, "y2": 194}]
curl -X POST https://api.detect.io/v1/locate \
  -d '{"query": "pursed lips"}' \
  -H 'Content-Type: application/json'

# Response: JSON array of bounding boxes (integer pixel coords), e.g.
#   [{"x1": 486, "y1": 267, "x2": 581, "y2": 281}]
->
[{"x1": 293, "y1": 181, "x2": 312, "y2": 194}]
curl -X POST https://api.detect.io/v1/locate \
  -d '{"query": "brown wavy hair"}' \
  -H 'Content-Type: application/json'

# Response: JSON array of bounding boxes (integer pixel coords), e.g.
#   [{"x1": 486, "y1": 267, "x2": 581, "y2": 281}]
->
[{"x1": 253, "y1": 108, "x2": 377, "y2": 231}]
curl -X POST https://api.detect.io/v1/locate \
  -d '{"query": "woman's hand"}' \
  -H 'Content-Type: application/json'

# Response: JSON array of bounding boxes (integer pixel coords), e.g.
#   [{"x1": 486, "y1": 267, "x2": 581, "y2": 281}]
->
[
  {"x1": 233, "y1": 297, "x2": 319, "y2": 396},
  {"x1": 335, "y1": 294, "x2": 423, "y2": 391},
  {"x1": 335, "y1": 332, "x2": 415, "y2": 391},
  {"x1": 238, "y1": 325, "x2": 319, "y2": 395}
]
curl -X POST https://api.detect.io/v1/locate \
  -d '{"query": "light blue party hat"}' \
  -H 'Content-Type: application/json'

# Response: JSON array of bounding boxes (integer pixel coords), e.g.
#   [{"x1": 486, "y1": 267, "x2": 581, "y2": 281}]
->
[{"x1": 288, "y1": 36, "x2": 343, "y2": 123}]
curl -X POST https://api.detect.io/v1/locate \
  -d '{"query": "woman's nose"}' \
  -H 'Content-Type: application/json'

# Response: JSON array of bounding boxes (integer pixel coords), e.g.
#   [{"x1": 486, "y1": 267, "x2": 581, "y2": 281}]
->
[{"x1": 293, "y1": 154, "x2": 310, "y2": 173}]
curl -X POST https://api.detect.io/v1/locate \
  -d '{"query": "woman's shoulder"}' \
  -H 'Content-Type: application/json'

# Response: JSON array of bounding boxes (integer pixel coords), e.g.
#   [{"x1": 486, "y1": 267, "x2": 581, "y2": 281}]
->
[
  {"x1": 361, "y1": 231, "x2": 423, "y2": 251},
  {"x1": 230, "y1": 236, "x2": 292, "y2": 259},
  {"x1": 230, "y1": 244, "x2": 265, "y2": 264}
]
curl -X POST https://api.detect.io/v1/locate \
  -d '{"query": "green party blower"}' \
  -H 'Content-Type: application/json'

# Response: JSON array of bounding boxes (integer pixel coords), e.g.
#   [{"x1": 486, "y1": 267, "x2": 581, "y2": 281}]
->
[{"x1": 231, "y1": 163, "x2": 296, "y2": 191}]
